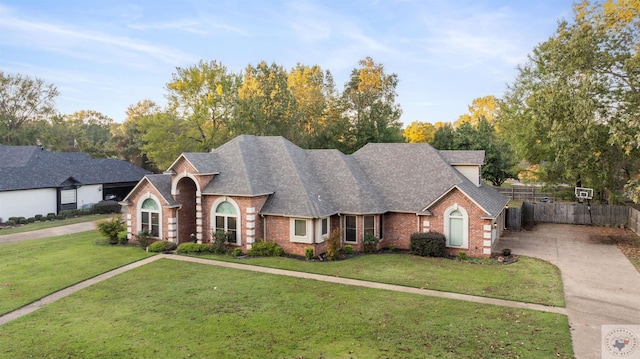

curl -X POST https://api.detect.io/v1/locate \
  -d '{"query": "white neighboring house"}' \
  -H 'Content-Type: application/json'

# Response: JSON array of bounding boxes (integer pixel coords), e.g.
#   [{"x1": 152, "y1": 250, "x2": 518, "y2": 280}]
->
[{"x1": 0, "y1": 145, "x2": 150, "y2": 221}]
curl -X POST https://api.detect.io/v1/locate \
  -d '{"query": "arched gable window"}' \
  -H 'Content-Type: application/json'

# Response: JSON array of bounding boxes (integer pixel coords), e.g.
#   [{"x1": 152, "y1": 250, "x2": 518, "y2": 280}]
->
[
  {"x1": 444, "y1": 204, "x2": 468, "y2": 248},
  {"x1": 212, "y1": 199, "x2": 240, "y2": 245},
  {"x1": 139, "y1": 197, "x2": 161, "y2": 237}
]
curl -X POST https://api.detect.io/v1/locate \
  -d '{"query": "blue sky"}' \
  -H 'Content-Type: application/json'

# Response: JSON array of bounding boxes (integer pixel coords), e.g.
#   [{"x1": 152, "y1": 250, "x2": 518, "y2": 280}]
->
[{"x1": 0, "y1": 1, "x2": 574, "y2": 125}]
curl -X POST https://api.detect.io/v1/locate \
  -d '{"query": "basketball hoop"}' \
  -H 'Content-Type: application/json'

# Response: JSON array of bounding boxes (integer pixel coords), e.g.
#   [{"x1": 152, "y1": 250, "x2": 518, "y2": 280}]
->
[{"x1": 575, "y1": 187, "x2": 593, "y2": 203}]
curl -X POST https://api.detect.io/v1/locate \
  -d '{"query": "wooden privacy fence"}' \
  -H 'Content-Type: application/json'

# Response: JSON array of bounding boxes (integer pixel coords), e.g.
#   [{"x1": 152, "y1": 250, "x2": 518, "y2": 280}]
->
[
  {"x1": 505, "y1": 202, "x2": 628, "y2": 228},
  {"x1": 494, "y1": 186, "x2": 557, "y2": 202}
]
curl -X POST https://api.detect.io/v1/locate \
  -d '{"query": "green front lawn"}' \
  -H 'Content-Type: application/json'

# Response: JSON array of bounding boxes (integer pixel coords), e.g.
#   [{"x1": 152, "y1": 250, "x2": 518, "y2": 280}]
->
[
  {"x1": 0, "y1": 259, "x2": 573, "y2": 358},
  {"x1": 200, "y1": 253, "x2": 566, "y2": 307},
  {"x1": 0, "y1": 231, "x2": 153, "y2": 315}
]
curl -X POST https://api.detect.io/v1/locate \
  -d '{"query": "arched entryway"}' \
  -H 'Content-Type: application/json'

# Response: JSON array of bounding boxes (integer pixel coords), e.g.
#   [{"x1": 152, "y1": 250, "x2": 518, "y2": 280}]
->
[{"x1": 176, "y1": 177, "x2": 197, "y2": 243}]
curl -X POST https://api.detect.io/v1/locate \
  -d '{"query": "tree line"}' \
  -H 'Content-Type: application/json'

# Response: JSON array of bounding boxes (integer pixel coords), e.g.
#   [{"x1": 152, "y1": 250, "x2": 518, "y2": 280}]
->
[
  {"x1": 3, "y1": 1, "x2": 640, "y2": 202},
  {"x1": 0, "y1": 57, "x2": 403, "y2": 171}
]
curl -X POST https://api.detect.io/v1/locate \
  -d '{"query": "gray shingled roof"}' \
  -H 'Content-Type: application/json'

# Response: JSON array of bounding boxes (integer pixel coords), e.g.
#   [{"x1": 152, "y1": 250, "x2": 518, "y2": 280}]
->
[
  {"x1": 439, "y1": 150, "x2": 485, "y2": 165},
  {"x1": 147, "y1": 136, "x2": 507, "y2": 219},
  {"x1": 144, "y1": 174, "x2": 180, "y2": 207},
  {"x1": 352, "y1": 143, "x2": 464, "y2": 214},
  {"x1": 0, "y1": 145, "x2": 151, "y2": 192}
]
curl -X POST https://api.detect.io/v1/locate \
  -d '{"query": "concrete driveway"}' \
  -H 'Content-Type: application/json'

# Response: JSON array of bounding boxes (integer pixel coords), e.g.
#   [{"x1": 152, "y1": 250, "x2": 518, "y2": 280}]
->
[
  {"x1": 0, "y1": 221, "x2": 97, "y2": 244},
  {"x1": 496, "y1": 224, "x2": 640, "y2": 359}
]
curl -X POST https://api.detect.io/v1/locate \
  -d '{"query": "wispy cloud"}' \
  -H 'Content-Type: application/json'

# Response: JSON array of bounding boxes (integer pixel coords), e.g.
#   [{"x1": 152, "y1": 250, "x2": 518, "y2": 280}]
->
[
  {"x1": 0, "y1": 5, "x2": 195, "y2": 68},
  {"x1": 127, "y1": 19, "x2": 207, "y2": 34}
]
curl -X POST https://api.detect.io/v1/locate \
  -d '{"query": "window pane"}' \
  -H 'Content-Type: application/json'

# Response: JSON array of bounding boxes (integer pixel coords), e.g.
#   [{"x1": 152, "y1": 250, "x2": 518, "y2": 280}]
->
[
  {"x1": 345, "y1": 216, "x2": 356, "y2": 242},
  {"x1": 150, "y1": 212, "x2": 160, "y2": 237},
  {"x1": 321, "y1": 218, "x2": 328, "y2": 235},
  {"x1": 295, "y1": 219, "x2": 306, "y2": 236},
  {"x1": 450, "y1": 210, "x2": 462, "y2": 217},
  {"x1": 228, "y1": 216, "x2": 237, "y2": 231},
  {"x1": 215, "y1": 216, "x2": 225, "y2": 232},
  {"x1": 450, "y1": 217, "x2": 463, "y2": 246},
  {"x1": 142, "y1": 198, "x2": 159, "y2": 210},
  {"x1": 216, "y1": 201, "x2": 236, "y2": 214},
  {"x1": 364, "y1": 215, "x2": 374, "y2": 237},
  {"x1": 60, "y1": 189, "x2": 76, "y2": 204}
]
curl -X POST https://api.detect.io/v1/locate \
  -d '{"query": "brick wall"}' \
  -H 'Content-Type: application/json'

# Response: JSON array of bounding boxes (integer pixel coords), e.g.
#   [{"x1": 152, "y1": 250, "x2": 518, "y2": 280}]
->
[{"x1": 427, "y1": 188, "x2": 493, "y2": 258}]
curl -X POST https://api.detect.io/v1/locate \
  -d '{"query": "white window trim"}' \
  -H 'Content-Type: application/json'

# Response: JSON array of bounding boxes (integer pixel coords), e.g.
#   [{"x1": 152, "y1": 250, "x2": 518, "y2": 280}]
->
[
  {"x1": 443, "y1": 203, "x2": 469, "y2": 249},
  {"x1": 137, "y1": 193, "x2": 162, "y2": 238},
  {"x1": 210, "y1": 197, "x2": 242, "y2": 246},
  {"x1": 290, "y1": 218, "x2": 313, "y2": 244},
  {"x1": 60, "y1": 189, "x2": 77, "y2": 204},
  {"x1": 315, "y1": 217, "x2": 330, "y2": 243}
]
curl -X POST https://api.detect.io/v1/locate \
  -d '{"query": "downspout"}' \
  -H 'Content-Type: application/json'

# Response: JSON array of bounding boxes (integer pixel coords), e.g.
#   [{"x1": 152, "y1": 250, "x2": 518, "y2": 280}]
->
[{"x1": 261, "y1": 214, "x2": 266, "y2": 240}]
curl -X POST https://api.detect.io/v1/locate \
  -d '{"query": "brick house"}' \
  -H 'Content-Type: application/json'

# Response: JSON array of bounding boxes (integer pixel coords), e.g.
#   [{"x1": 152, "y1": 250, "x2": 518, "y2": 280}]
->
[{"x1": 122, "y1": 135, "x2": 508, "y2": 257}]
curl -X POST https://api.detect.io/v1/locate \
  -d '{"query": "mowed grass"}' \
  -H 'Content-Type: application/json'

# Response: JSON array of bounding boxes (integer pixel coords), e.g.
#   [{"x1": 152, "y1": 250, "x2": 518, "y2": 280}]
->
[
  {"x1": 0, "y1": 259, "x2": 574, "y2": 358},
  {"x1": 0, "y1": 214, "x2": 112, "y2": 235},
  {"x1": 0, "y1": 231, "x2": 153, "y2": 315},
  {"x1": 199, "y1": 253, "x2": 565, "y2": 307}
]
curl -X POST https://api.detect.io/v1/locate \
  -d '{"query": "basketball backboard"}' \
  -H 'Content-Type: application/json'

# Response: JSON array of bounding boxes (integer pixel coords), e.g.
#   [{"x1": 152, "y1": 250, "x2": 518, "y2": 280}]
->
[{"x1": 575, "y1": 187, "x2": 594, "y2": 200}]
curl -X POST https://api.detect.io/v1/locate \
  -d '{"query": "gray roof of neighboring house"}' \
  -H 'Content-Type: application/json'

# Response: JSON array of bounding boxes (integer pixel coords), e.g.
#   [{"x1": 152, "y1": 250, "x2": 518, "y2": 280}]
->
[
  {"x1": 153, "y1": 135, "x2": 507, "y2": 219},
  {"x1": 0, "y1": 145, "x2": 151, "y2": 192}
]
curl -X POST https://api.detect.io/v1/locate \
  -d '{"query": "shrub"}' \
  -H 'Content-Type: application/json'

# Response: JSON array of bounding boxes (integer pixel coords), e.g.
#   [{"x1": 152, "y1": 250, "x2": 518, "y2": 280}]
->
[
  {"x1": 457, "y1": 251, "x2": 467, "y2": 260},
  {"x1": 92, "y1": 200, "x2": 121, "y2": 214},
  {"x1": 410, "y1": 232, "x2": 446, "y2": 257},
  {"x1": 343, "y1": 245, "x2": 354, "y2": 255},
  {"x1": 325, "y1": 228, "x2": 342, "y2": 260},
  {"x1": 80, "y1": 208, "x2": 92, "y2": 215},
  {"x1": 232, "y1": 248, "x2": 243, "y2": 257},
  {"x1": 135, "y1": 230, "x2": 153, "y2": 249},
  {"x1": 148, "y1": 241, "x2": 178, "y2": 253},
  {"x1": 97, "y1": 216, "x2": 126, "y2": 245},
  {"x1": 209, "y1": 231, "x2": 231, "y2": 254},
  {"x1": 363, "y1": 233, "x2": 379, "y2": 253},
  {"x1": 5, "y1": 220, "x2": 15, "y2": 226},
  {"x1": 47, "y1": 213, "x2": 55, "y2": 220},
  {"x1": 248, "y1": 239, "x2": 283, "y2": 257},
  {"x1": 388, "y1": 244, "x2": 396, "y2": 252},
  {"x1": 34, "y1": 214, "x2": 43, "y2": 221},
  {"x1": 27, "y1": 217, "x2": 35, "y2": 223},
  {"x1": 55, "y1": 215, "x2": 64, "y2": 220},
  {"x1": 176, "y1": 243, "x2": 209, "y2": 254},
  {"x1": 59, "y1": 210, "x2": 77, "y2": 218},
  {"x1": 305, "y1": 248, "x2": 314, "y2": 260},
  {"x1": 118, "y1": 231, "x2": 128, "y2": 245},
  {"x1": 8, "y1": 217, "x2": 18, "y2": 222},
  {"x1": 18, "y1": 217, "x2": 28, "y2": 225}
]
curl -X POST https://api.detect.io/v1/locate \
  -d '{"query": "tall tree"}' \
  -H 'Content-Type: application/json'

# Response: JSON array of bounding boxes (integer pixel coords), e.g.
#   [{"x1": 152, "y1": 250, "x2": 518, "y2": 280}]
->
[
  {"x1": 237, "y1": 61, "x2": 297, "y2": 140},
  {"x1": 498, "y1": 1, "x2": 638, "y2": 197},
  {"x1": 403, "y1": 121, "x2": 436, "y2": 143},
  {"x1": 0, "y1": 72, "x2": 59, "y2": 145},
  {"x1": 166, "y1": 60, "x2": 241, "y2": 151},
  {"x1": 108, "y1": 100, "x2": 160, "y2": 171},
  {"x1": 454, "y1": 96, "x2": 499, "y2": 128},
  {"x1": 342, "y1": 57, "x2": 403, "y2": 153}
]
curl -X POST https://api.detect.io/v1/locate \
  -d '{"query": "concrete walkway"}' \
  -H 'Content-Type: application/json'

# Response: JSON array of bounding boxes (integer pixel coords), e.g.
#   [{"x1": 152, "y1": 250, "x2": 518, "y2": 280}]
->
[
  {"x1": 0, "y1": 221, "x2": 97, "y2": 244},
  {"x1": 496, "y1": 224, "x2": 640, "y2": 359}
]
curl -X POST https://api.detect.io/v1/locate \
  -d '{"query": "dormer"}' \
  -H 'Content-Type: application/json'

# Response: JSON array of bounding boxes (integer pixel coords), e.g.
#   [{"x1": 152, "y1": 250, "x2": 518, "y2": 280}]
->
[{"x1": 439, "y1": 150, "x2": 485, "y2": 186}]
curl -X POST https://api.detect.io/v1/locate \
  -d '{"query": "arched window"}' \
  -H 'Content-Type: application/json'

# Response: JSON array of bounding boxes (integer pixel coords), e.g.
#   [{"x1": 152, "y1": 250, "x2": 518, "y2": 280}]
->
[
  {"x1": 448, "y1": 210, "x2": 464, "y2": 247},
  {"x1": 214, "y1": 200, "x2": 239, "y2": 245},
  {"x1": 444, "y1": 204, "x2": 468, "y2": 248},
  {"x1": 140, "y1": 198, "x2": 160, "y2": 237}
]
